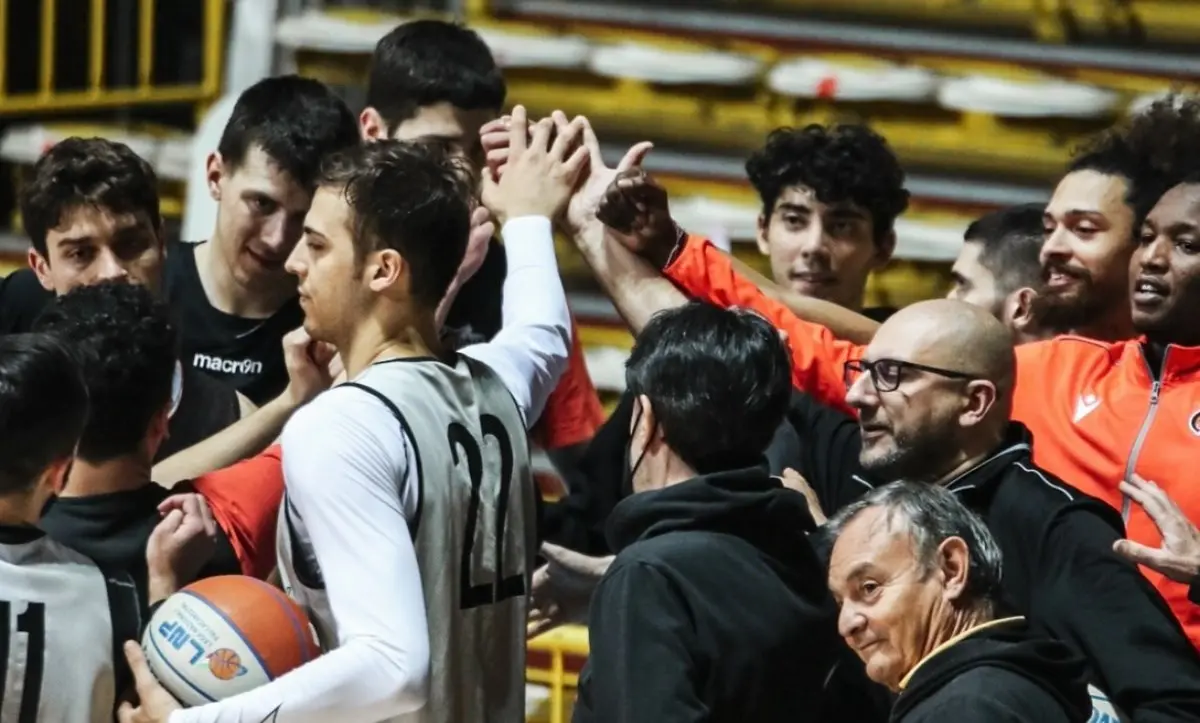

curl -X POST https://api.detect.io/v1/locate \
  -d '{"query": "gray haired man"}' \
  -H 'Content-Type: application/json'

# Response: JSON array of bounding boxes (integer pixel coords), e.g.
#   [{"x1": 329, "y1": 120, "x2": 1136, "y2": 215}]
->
[{"x1": 827, "y1": 482, "x2": 1092, "y2": 723}]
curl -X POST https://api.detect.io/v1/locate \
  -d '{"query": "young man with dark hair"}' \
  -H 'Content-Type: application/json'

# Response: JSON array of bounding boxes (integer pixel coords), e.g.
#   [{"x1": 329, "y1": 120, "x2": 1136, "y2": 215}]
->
[
  {"x1": 360, "y1": 19, "x2": 508, "y2": 343},
  {"x1": 948, "y1": 202, "x2": 1051, "y2": 343},
  {"x1": 122, "y1": 109, "x2": 575, "y2": 723},
  {"x1": 0, "y1": 137, "x2": 245, "y2": 459},
  {"x1": 0, "y1": 137, "x2": 331, "y2": 476},
  {"x1": 745, "y1": 124, "x2": 910, "y2": 319},
  {"x1": 182, "y1": 74, "x2": 359, "y2": 404},
  {"x1": 366, "y1": 21, "x2": 606, "y2": 486},
  {"x1": 19, "y1": 136, "x2": 165, "y2": 297},
  {"x1": 35, "y1": 282, "x2": 286, "y2": 593},
  {"x1": 360, "y1": 18, "x2": 506, "y2": 161},
  {"x1": 0, "y1": 332, "x2": 209, "y2": 721},
  {"x1": 0, "y1": 137, "x2": 165, "y2": 335}
]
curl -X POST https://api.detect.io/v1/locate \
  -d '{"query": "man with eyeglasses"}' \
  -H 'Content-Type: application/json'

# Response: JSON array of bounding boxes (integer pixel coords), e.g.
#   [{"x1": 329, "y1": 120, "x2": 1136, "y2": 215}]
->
[{"x1": 779, "y1": 298, "x2": 1200, "y2": 723}]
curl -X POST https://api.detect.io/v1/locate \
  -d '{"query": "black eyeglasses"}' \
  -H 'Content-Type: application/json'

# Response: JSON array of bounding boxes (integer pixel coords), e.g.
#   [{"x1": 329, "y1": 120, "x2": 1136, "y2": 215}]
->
[{"x1": 844, "y1": 358, "x2": 979, "y2": 393}]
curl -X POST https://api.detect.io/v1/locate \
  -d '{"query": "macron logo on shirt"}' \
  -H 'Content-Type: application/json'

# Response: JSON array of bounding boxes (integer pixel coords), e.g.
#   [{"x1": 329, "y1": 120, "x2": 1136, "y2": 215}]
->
[
  {"x1": 1073, "y1": 393, "x2": 1102, "y2": 424},
  {"x1": 192, "y1": 352, "x2": 264, "y2": 376}
]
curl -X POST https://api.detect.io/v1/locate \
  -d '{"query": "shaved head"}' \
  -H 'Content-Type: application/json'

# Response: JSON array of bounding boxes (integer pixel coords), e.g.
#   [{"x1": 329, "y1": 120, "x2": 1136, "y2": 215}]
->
[
  {"x1": 846, "y1": 299, "x2": 1016, "y2": 482},
  {"x1": 876, "y1": 300, "x2": 1016, "y2": 404}
]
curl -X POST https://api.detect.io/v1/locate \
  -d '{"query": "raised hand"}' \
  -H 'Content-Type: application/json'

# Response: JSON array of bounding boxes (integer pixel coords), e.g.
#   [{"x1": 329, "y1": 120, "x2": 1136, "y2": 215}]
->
[
  {"x1": 482, "y1": 105, "x2": 590, "y2": 225},
  {"x1": 596, "y1": 167, "x2": 679, "y2": 269},
  {"x1": 146, "y1": 493, "x2": 217, "y2": 604},
  {"x1": 563, "y1": 120, "x2": 653, "y2": 238},
  {"x1": 481, "y1": 115, "x2": 513, "y2": 179},
  {"x1": 480, "y1": 112, "x2": 653, "y2": 237},
  {"x1": 282, "y1": 327, "x2": 336, "y2": 406}
]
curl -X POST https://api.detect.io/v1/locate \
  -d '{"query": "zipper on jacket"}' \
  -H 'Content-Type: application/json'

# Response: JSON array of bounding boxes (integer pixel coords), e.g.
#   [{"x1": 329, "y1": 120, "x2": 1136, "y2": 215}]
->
[{"x1": 1120, "y1": 345, "x2": 1169, "y2": 521}]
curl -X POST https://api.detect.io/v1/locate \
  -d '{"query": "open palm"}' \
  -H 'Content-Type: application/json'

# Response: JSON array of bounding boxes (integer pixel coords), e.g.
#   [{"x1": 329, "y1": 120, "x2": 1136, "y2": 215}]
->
[
  {"x1": 563, "y1": 122, "x2": 653, "y2": 237},
  {"x1": 479, "y1": 113, "x2": 651, "y2": 236}
]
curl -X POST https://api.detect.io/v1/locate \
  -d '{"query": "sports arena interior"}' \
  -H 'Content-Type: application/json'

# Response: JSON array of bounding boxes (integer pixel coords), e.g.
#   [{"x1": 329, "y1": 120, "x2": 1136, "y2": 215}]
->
[{"x1": 0, "y1": 0, "x2": 1194, "y2": 720}]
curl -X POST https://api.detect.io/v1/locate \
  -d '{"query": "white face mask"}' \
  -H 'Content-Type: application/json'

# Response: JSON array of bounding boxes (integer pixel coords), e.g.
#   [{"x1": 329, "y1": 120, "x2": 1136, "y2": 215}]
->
[{"x1": 168, "y1": 360, "x2": 183, "y2": 419}]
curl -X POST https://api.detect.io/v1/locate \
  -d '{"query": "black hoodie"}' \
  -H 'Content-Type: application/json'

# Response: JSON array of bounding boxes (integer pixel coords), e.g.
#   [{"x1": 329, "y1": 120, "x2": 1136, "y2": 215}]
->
[
  {"x1": 571, "y1": 466, "x2": 887, "y2": 723},
  {"x1": 892, "y1": 617, "x2": 1092, "y2": 723}
]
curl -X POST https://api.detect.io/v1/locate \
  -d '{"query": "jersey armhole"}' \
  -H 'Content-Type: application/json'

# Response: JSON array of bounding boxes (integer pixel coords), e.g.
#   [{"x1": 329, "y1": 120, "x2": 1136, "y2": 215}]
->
[
  {"x1": 339, "y1": 382, "x2": 424, "y2": 538},
  {"x1": 101, "y1": 568, "x2": 144, "y2": 703},
  {"x1": 461, "y1": 356, "x2": 532, "y2": 452}
]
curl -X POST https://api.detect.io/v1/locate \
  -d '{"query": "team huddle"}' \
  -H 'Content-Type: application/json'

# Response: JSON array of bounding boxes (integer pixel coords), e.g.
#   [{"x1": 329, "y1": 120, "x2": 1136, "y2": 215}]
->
[{"x1": 2, "y1": 13, "x2": 1200, "y2": 723}]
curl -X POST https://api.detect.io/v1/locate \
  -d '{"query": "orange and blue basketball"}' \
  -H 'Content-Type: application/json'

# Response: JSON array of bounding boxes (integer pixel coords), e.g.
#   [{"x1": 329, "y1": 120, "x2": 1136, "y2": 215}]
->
[{"x1": 142, "y1": 576, "x2": 322, "y2": 705}]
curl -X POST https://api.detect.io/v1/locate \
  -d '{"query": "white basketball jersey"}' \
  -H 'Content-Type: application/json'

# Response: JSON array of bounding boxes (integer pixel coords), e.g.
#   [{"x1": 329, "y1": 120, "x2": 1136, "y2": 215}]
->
[
  {"x1": 0, "y1": 526, "x2": 142, "y2": 723},
  {"x1": 277, "y1": 357, "x2": 536, "y2": 723}
]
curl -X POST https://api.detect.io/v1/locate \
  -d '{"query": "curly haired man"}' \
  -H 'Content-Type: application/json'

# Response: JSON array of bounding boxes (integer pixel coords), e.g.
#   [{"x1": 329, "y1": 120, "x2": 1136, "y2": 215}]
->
[{"x1": 745, "y1": 124, "x2": 911, "y2": 320}]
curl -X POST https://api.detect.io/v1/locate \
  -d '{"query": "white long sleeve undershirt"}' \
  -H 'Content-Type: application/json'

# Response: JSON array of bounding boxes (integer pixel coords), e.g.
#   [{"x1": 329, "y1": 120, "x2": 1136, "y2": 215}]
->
[{"x1": 168, "y1": 216, "x2": 570, "y2": 723}]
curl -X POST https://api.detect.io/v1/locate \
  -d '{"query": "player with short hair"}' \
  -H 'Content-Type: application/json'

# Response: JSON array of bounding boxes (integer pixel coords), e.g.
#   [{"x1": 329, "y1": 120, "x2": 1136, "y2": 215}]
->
[
  {"x1": 0, "y1": 136, "x2": 249, "y2": 461},
  {"x1": 120, "y1": 106, "x2": 578, "y2": 722},
  {"x1": 365, "y1": 20, "x2": 606, "y2": 489},
  {"x1": 180, "y1": 74, "x2": 359, "y2": 404},
  {"x1": 0, "y1": 135, "x2": 332, "y2": 488},
  {"x1": 19, "y1": 137, "x2": 164, "y2": 298},
  {"x1": 948, "y1": 203, "x2": 1051, "y2": 343},
  {"x1": 0, "y1": 332, "x2": 211, "y2": 722},
  {"x1": 360, "y1": 19, "x2": 505, "y2": 162},
  {"x1": 360, "y1": 19, "x2": 507, "y2": 344}
]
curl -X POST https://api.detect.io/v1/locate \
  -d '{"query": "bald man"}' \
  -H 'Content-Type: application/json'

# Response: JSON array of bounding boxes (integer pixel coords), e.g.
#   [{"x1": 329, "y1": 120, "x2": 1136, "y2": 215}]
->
[
  {"x1": 847, "y1": 299, "x2": 1016, "y2": 483},
  {"x1": 776, "y1": 299, "x2": 1200, "y2": 723}
]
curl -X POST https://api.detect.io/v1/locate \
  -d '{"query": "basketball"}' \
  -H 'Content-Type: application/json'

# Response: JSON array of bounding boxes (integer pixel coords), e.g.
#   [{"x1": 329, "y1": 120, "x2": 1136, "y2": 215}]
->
[{"x1": 141, "y1": 576, "x2": 322, "y2": 705}]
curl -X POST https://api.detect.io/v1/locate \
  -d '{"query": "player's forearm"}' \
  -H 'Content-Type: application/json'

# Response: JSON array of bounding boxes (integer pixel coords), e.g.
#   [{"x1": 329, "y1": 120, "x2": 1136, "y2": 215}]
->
[
  {"x1": 491, "y1": 215, "x2": 572, "y2": 422},
  {"x1": 572, "y1": 222, "x2": 687, "y2": 335},
  {"x1": 434, "y1": 274, "x2": 468, "y2": 332},
  {"x1": 169, "y1": 640, "x2": 429, "y2": 723},
  {"x1": 152, "y1": 393, "x2": 300, "y2": 488},
  {"x1": 725, "y1": 254, "x2": 880, "y2": 345}
]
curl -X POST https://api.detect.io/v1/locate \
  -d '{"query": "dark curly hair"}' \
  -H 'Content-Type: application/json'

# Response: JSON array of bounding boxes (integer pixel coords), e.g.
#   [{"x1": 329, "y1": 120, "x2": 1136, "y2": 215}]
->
[
  {"x1": 318, "y1": 138, "x2": 474, "y2": 309},
  {"x1": 34, "y1": 281, "x2": 177, "y2": 463},
  {"x1": 1069, "y1": 94, "x2": 1200, "y2": 227},
  {"x1": 20, "y1": 137, "x2": 161, "y2": 258},
  {"x1": 745, "y1": 124, "x2": 910, "y2": 245}
]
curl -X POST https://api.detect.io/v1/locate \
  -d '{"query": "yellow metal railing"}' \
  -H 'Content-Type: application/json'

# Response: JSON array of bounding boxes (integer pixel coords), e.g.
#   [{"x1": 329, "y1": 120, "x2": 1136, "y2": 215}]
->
[
  {"x1": 527, "y1": 625, "x2": 589, "y2": 723},
  {"x1": 0, "y1": 0, "x2": 227, "y2": 115}
]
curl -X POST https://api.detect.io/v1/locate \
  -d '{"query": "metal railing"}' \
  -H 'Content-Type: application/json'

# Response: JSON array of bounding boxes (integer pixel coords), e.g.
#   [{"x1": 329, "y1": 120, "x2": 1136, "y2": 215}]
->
[{"x1": 0, "y1": 0, "x2": 227, "y2": 115}]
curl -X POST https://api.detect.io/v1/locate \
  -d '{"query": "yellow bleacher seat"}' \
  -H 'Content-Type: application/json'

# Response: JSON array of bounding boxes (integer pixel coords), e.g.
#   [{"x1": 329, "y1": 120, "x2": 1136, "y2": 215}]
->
[
  {"x1": 717, "y1": 0, "x2": 1200, "y2": 44},
  {"x1": 526, "y1": 625, "x2": 589, "y2": 723},
  {"x1": 279, "y1": 9, "x2": 1176, "y2": 183}
]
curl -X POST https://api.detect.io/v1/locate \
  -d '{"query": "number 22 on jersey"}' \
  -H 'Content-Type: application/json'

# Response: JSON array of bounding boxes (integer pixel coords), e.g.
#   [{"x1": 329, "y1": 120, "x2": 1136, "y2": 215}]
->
[{"x1": 448, "y1": 415, "x2": 526, "y2": 610}]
